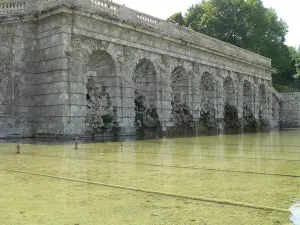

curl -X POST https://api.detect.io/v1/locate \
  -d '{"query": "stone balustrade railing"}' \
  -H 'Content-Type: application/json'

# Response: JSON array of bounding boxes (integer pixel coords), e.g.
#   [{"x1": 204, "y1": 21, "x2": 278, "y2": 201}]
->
[
  {"x1": 0, "y1": 0, "x2": 25, "y2": 16},
  {"x1": 43, "y1": 0, "x2": 66, "y2": 9},
  {"x1": 136, "y1": 13, "x2": 159, "y2": 25},
  {"x1": 0, "y1": 0, "x2": 271, "y2": 68},
  {"x1": 90, "y1": 0, "x2": 119, "y2": 15}
]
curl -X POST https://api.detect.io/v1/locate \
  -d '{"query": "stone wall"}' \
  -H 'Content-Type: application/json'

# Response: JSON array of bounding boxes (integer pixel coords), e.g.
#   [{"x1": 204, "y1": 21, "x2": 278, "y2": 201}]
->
[
  {"x1": 0, "y1": 1, "x2": 282, "y2": 139},
  {"x1": 281, "y1": 93, "x2": 300, "y2": 128},
  {"x1": 0, "y1": 22, "x2": 37, "y2": 138}
]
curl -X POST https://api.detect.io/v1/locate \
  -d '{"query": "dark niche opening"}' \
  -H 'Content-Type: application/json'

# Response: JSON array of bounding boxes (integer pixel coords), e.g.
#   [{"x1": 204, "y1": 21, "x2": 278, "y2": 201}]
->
[
  {"x1": 224, "y1": 102, "x2": 241, "y2": 134},
  {"x1": 134, "y1": 94, "x2": 162, "y2": 140},
  {"x1": 198, "y1": 101, "x2": 217, "y2": 136},
  {"x1": 243, "y1": 104, "x2": 258, "y2": 133}
]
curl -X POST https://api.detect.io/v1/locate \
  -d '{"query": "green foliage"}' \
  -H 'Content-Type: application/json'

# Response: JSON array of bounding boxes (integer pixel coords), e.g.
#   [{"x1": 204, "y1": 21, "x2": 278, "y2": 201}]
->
[
  {"x1": 167, "y1": 12, "x2": 186, "y2": 26},
  {"x1": 102, "y1": 115, "x2": 114, "y2": 123},
  {"x1": 167, "y1": 0, "x2": 299, "y2": 89},
  {"x1": 290, "y1": 46, "x2": 300, "y2": 79},
  {"x1": 273, "y1": 84, "x2": 299, "y2": 93}
]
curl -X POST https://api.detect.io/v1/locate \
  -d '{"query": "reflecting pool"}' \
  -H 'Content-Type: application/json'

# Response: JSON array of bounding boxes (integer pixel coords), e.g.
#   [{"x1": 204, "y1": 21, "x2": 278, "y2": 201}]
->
[{"x1": 1, "y1": 130, "x2": 300, "y2": 224}]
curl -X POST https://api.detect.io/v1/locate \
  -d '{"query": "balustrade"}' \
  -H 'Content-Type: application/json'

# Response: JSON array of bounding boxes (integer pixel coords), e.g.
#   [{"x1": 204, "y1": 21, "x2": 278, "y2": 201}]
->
[
  {"x1": 44, "y1": 0, "x2": 64, "y2": 9},
  {"x1": 137, "y1": 13, "x2": 159, "y2": 25},
  {"x1": 0, "y1": 1, "x2": 25, "y2": 16},
  {"x1": 90, "y1": 0, "x2": 119, "y2": 14}
]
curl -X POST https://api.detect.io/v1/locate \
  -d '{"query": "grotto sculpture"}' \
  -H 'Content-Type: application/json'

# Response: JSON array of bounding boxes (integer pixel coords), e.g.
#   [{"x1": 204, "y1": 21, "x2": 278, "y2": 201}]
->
[
  {"x1": 259, "y1": 106, "x2": 269, "y2": 130},
  {"x1": 134, "y1": 90, "x2": 161, "y2": 139},
  {"x1": 243, "y1": 103, "x2": 258, "y2": 132},
  {"x1": 85, "y1": 77, "x2": 116, "y2": 133},
  {"x1": 171, "y1": 93, "x2": 194, "y2": 131},
  {"x1": 224, "y1": 101, "x2": 241, "y2": 134},
  {"x1": 199, "y1": 98, "x2": 217, "y2": 134}
]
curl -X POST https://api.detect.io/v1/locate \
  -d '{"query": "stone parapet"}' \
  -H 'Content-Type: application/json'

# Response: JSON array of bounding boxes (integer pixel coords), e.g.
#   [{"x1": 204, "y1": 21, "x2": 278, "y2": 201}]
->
[{"x1": 0, "y1": 0, "x2": 271, "y2": 70}]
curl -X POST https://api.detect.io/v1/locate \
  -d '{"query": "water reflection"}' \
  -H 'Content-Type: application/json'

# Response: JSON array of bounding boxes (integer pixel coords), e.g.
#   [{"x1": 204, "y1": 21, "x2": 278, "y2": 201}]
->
[{"x1": 1, "y1": 131, "x2": 300, "y2": 224}]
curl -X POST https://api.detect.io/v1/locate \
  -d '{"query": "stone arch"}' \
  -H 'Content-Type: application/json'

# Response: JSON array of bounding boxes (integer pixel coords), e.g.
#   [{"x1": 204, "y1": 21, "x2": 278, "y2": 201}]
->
[
  {"x1": 243, "y1": 80, "x2": 253, "y2": 108},
  {"x1": 258, "y1": 84, "x2": 269, "y2": 128},
  {"x1": 85, "y1": 50, "x2": 119, "y2": 133},
  {"x1": 242, "y1": 80, "x2": 258, "y2": 132},
  {"x1": 133, "y1": 58, "x2": 161, "y2": 139},
  {"x1": 133, "y1": 58, "x2": 157, "y2": 104},
  {"x1": 199, "y1": 72, "x2": 217, "y2": 134},
  {"x1": 86, "y1": 49, "x2": 116, "y2": 77},
  {"x1": 223, "y1": 76, "x2": 236, "y2": 106},
  {"x1": 200, "y1": 72, "x2": 216, "y2": 103},
  {"x1": 171, "y1": 66, "x2": 189, "y2": 102},
  {"x1": 170, "y1": 66, "x2": 193, "y2": 132},
  {"x1": 258, "y1": 85, "x2": 267, "y2": 113},
  {"x1": 258, "y1": 84, "x2": 267, "y2": 111},
  {"x1": 200, "y1": 72, "x2": 215, "y2": 90},
  {"x1": 223, "y1": 76, "x2": 241, "y2": 134}
]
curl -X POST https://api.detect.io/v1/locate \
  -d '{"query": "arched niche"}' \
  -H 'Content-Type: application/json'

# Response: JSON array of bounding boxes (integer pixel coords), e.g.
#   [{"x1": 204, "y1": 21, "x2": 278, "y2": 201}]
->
[
  {"x1": 243, "y1": 80, "x2": 253, "y2": 109},
  {"x1": 223, "y1": 76, "x2": 236, "y2": 106},
  {"x1": 223, "y1": 76, "x2": 240, "y2": 134},
  {"x1": 133, "y1": 58, "x2": 161, "y2": 139},
  {"x1": 85, "y1": 50, "x2": 119, "y2": 133},
  {"x1": 243, "y1": 80, "x2": 257, "y2": 132},
  {"x1": 200, "y1": 72, "x2": 216, "y2": 103},
  {"x1": 170, "y1": 66, "x2": 193, "y2": 132},
  {"x1": 133, "y1": 58, "x2": 158, "y2": 105},
  {"x1": 258, "y1": 84, "x2": 269, "y2": 128},
  {"x1": 199, "y1": 72, "x2": 217, "y2": 134},
  {"x1": 258, "y1": 84, "x2": 267, "y2": 112},
  {"x1": 171, "y1": 66, "x2": 189, "y2": 102}
]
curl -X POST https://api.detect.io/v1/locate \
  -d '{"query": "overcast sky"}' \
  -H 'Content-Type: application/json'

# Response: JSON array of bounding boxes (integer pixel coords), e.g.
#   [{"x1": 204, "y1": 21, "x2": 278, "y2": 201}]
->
[{"x1": 114, "y1": 0, "x2": 299, "y2": 48}]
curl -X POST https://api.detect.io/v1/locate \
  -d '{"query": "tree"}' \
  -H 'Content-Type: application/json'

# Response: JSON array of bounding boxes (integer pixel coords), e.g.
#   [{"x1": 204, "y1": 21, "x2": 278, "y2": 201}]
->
[
  {"x1": 167, "y1": 0, "x2": 298, "y2": 88},
  {"x1": 167, "y1": 12, "x2": 186, "y2": 26},
  {"x1": 291, "y1": 46, "x2": 300, "y2": 78},
  {"x1": 272, "y1": 46, "x2": 297, "y2": 88}
]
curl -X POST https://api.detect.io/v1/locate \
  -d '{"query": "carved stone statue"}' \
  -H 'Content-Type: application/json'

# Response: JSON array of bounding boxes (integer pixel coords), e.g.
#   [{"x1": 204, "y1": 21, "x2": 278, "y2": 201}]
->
[
  {"x1": 134, "y1": 93, "x2": 160, "y2": 128},
  {"x1": 258, "y1": 106, "x2": 269, "y2": 129},
  {"x1": 199, "y1": 98, "x2": 216, "y2": 129},
  {"x1": 243, "y1": 103, "x2": 258, "y2": 132},
  {"x1": 85, "y1": 77, "x2": 116, "y2": 133},
  {"x1": 224, "y1": 101, "x2": 241, "y2": 134},
  {"x1": 171, "y1": 93, "x2": 193, "y2": 129},
  {"x1": 134, "y1": 90, "x2": 161, "y2": 139}
]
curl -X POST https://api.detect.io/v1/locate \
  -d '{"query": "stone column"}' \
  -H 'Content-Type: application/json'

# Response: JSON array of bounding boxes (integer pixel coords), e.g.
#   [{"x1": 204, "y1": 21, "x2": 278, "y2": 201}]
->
[
  {"x1": 215, "y1": 79, "x2": 224, "y2": 133},
  {"x1": 117, "y1": 46, "x2": 137, "y2": 136},
  {"x1": 156, "y1": 55, "x2": 173, "y2": 133},
  {"x1": 253, "y1": 84, "x2": 259, "y2": 120},
  {"x1": 65, "y1": 34, "x2": 89, "y2": 136},
  {"x1": 190, "y1": 70, "x2": 201, "y2": 122},
  {"x1": 235, "y1": 80, "x2": 244, "y2": 126}
]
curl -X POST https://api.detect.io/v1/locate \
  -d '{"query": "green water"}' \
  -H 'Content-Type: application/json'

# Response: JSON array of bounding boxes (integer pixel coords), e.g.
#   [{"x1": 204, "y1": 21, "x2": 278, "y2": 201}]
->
[{"x1": 1, "y1": 131, "x2": 300, "y2": 225}]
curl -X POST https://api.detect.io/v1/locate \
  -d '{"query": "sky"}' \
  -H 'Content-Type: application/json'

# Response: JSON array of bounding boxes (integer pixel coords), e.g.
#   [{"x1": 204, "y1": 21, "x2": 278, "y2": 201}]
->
[{"x1": 114, "y1": 0, "x2": 299, "y2": 48}]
